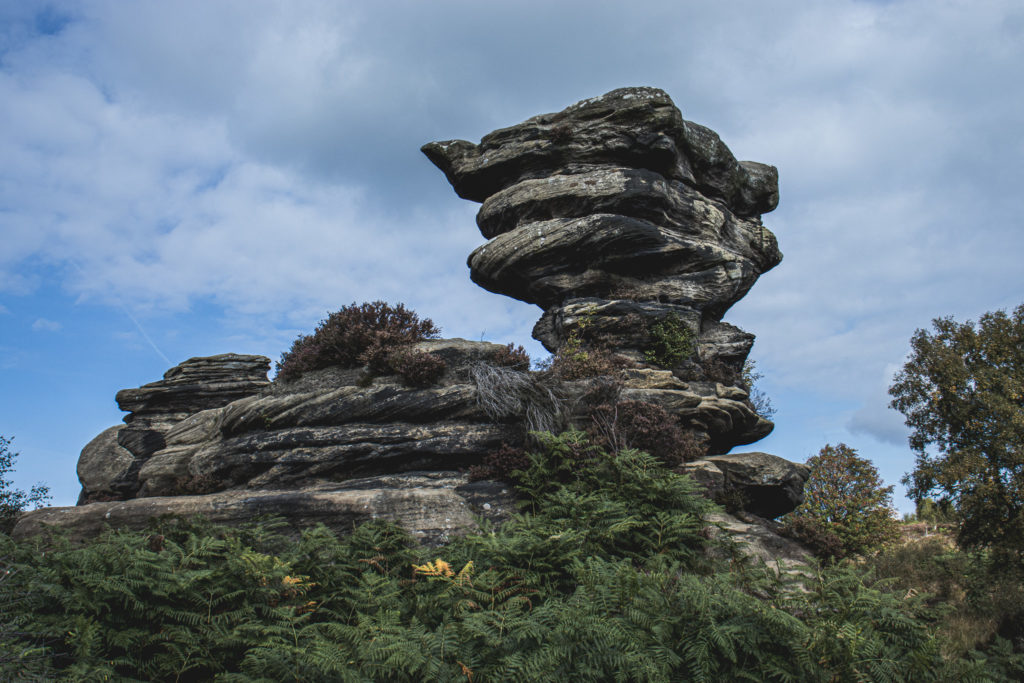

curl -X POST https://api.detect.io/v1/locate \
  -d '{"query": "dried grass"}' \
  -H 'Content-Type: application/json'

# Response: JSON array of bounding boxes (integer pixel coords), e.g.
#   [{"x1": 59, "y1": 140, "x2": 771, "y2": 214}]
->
[{"x1": 468, "y1": 362, "x2": 567, "y2": 437}]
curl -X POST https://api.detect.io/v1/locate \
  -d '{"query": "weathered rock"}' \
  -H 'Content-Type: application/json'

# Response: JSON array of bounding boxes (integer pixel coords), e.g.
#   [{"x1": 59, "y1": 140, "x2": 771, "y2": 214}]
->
[
  {"x1": 76, "y1": 426, "x2": 136, "y2": 504},
  {"x1": 132, "y1": 378, "x2": 511, "y2": 497},
  {"x1": 681, "y1": 452, "x2": 811, "y2": 518},
  {"x1": 115, "y1": 354, "x2": 271, "y2": 461},
  {"x1": 16, "y1": 472, "x2": 517, "y2": 546},
  {"x1": 24, "y1": 89, "x2": 810, "y2": 559},
  {"x1": 706, "y1": 512, "x2": 812, "y2": 573},
  {"x1": 422, "y1": 87, "x2": 778, "y2": 217},
  {"x1": 425, "y1": 87, "x2": 781, "y2": 454}
]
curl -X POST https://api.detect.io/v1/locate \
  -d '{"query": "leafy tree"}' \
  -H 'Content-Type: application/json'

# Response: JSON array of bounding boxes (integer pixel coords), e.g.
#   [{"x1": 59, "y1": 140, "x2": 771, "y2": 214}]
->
[
  {"x1": 0, "y1": 435, "x2": 51, "y2": 535},
  {"x1": 889, "y1": 304, "x2": 1024, "y2": 556},
  {"x1": 784, "y1": 443, "x2": 899, "y2": 561}
]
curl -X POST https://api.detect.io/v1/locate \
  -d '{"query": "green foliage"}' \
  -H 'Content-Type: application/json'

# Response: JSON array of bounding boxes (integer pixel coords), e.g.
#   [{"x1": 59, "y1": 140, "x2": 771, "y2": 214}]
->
[
  {"x1": 914, "y1": 497, "x2": 959, "y2": 526},
  {"x1": 742, "y1": 359, "x2": 777, "y2": 420},
  {"x1": 1, "y1": 431, "x2": 1005, "y2": 680},
  {"x1": 870, "y1": 535, "x2": 1024, "y2": 668},
  {"x1": 0, "y1": 435, "x2": 50, "y2": 535},
  {"x1": 643, "y1": 313, "x2": 694, "y2": 367},
  {"x1": 276, "y1": 301, "x2": 440, "y2": 381},
  {"x1": 889, "y1": 304, "x2": 1024, "y2": 558},
  {"x1": 784, "y1": 443, "x2": 900, "y2": 561}
]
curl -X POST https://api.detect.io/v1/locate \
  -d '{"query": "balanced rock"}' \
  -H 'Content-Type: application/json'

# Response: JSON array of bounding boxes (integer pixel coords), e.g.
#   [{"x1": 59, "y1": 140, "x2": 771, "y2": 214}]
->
[{"x1": 424, "y1": 87, "x2": 780, "y2": 454}]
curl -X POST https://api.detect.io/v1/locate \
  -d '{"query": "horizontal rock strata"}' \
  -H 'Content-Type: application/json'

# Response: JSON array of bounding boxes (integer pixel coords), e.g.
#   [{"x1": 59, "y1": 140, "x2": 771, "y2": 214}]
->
[
  {"x1": 424, "y1": 87, "x2": 781, "y2": 454},
  {"x1": 17, "y1": 472, "x2": 516, "y2": 546}
]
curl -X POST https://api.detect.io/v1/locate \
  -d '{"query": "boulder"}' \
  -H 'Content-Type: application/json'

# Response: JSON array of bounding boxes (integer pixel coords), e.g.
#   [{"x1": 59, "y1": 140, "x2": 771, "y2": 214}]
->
[
  {"x1": 680, "y1": 452, "x2": 811, "y2": 518},
  {"x1": 706, "y1": 512, "x2": 813, "y2": 573},
  {"x1": 76, "y1": 426, "x2": 136, "y2": 504},
  {"x1": 115, "y1": 354, "x2": 271, "y2": 461},
  {"x1": 16, "y1": 472, "x2": 516, "y2": 546}
]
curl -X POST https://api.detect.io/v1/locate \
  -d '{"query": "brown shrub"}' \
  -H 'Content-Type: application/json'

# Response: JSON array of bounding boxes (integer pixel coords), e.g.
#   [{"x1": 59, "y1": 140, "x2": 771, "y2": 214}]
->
[
  {"x1": 491, "y1": 343, "x2": 531, "y2": 370},
  {"x1": 389, "y1": 350, "x2": 447, "y2": 388},
  {"x1": 276, "y1": 301, "x2": 440, "y2": 381},
  {"x1": 468, "y1": 443, "x2": 532, "y2": 482},
  {"x1": 587, "y1": 399, "x2": 698, "y2": 466},
  {"x1": 701, "y1": 358, "x2": 739, "y2": 385},
  {"x1": 548, "y1": 345, "x2": 627, "y2": 380}
]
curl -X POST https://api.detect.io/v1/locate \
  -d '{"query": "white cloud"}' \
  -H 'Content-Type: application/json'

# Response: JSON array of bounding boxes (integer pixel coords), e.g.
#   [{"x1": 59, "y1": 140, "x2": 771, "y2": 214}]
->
[
  {"x1": 0, "y1": 303, "x2": 8, "y2": 314},
  {"x1": 31, "y1": 318, "x2": 61, "y2": 332}
]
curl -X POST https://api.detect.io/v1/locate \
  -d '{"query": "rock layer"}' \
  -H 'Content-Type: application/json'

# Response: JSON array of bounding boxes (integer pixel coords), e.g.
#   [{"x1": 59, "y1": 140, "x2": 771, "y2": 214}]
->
[
  {"x1": 115, "y1": 354, "x2": 272, "y2": 462},
  {"x1": 18, "y1": 472, "x2": 516, "y2": 546},
  {"x1": 424, "y1": 87, "x2": 781, "y2": 453}
]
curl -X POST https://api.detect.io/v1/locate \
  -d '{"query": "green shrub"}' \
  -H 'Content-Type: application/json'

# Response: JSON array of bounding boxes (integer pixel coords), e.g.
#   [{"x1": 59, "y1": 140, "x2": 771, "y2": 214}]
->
[
  {"x1": 276, "y1": 301, "x2": 439, "y2": 381},
  {"x1": 0, "y1": 435, "x2": 50, "y2": 535},
  {"x1": 644, "y1": 314, "x2": 694, "y2": 367},
  {"x1": 2, "y1": 431, "x2": 1001, "y2": 681}
]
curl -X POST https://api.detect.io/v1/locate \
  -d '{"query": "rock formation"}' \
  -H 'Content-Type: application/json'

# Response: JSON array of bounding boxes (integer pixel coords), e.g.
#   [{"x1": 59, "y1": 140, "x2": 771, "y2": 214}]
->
[
  {"x1": 16, "y1": 88, "x2": 808, "y2": 557},
  {"x1": 423, "y1": 86, "x2": 780, "y2": 455}
]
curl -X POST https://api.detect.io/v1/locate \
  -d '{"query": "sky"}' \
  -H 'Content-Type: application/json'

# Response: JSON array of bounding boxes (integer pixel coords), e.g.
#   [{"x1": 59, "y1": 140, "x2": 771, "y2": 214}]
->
[{"x1": 1, "y1": 0, "x2": 1022, "y2": 513}]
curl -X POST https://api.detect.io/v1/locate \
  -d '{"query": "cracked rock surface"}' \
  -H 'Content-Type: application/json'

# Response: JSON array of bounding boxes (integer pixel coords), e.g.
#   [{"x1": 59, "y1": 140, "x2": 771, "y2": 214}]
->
[{"x1": 424, "y1": 87, "x2": 781, "y2": 454}]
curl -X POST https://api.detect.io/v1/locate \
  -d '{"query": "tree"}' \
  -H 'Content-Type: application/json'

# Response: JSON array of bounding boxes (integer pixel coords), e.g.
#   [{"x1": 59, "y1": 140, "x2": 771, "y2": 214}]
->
[
  {"x1": 784, "y1": 443, "x2": 899, "y2": 561},
  {"x1": 889, "y1": 304, "x2": 1024, "y2": 556},
  {"x1": 1, "y1": 435, "x2": 51, "y2": 535}
]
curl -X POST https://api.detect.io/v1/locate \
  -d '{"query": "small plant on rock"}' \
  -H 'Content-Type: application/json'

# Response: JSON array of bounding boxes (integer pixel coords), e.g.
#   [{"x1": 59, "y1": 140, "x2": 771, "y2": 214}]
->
[
  {"x1": 276, "y1": 301, "x2": 440, "y2": 381},
  {"x1": 468, "y1": 443, "x2": 532, "y2": 482},
  {"x1": 388, "y1": 349, "x2": 447, "y2": 388},
  {"x1": 643, "y1": 313, "x2": 694, "y2": 367},
  {"x1": 491, "y1": 343, "x2": 531, "y2": 370}
]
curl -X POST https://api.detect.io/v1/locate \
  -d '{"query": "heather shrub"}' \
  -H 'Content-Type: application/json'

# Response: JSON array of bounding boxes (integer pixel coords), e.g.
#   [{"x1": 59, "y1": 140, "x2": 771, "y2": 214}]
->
[
  {"x1": 276, "y1": 301, "x2": 439, "y2": 381},
  {"x1": 588, "y1": 399, "x2": 694, "y2": 466},
  {"x1": 388, "y1": 349, "x2": 447, "y2": 388},
  {"x1": 491, "y1": 342, "x2": 530, "y2": 370},
  {"x1": 702, "y1": 357, "x2": 739, "y2": 385},
  {"x1": 468, "y1": 443, "x2": 531, "y2": 481}
]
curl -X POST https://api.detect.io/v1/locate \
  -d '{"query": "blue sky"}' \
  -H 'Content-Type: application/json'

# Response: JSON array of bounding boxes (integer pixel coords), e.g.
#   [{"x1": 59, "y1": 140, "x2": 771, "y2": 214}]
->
[{"x1": 2, "y1": 0, "x2": 1022, "y2": 513}]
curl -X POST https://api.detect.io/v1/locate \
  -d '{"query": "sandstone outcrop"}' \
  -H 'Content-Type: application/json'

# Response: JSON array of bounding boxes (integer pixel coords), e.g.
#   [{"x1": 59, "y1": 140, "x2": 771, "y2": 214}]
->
[
  {"x1": 423, "y1": 86, "x2": 780, "y2": 455},
  {"x1": 679, "y1": 452, "x2": 811, "y2": 519},
  {"x1": 17, "y1": 88, "x2": 808, "y2": 561}
]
